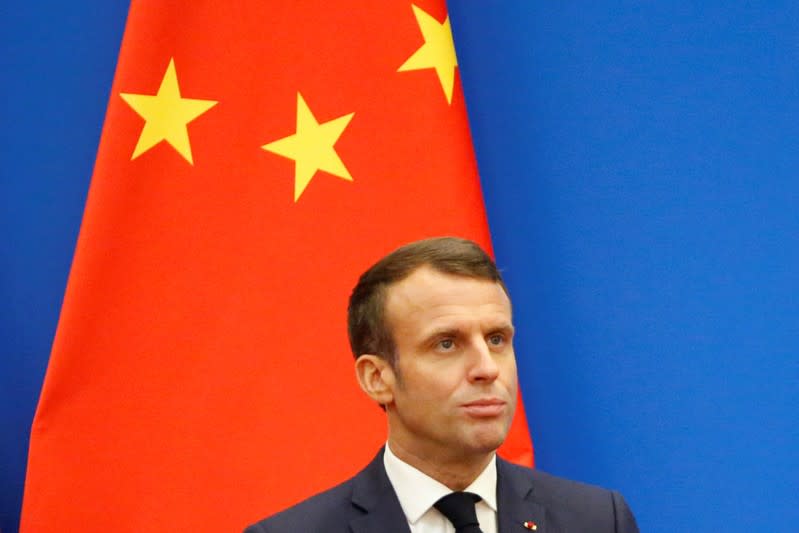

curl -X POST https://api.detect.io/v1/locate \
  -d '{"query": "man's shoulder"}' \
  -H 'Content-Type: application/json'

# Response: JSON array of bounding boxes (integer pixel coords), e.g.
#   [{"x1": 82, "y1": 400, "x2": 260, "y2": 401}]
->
[
  {"x1": 243, "y1": 450, "x2": 390, "y2": 533},
  {"x1": 501, "y1": 458, "x2": 613, "y2": 499},
  {"x1": 498, "y1": 458, "x2": 638, "y2": 532},
  {"x1": 244, "y1": 476, "x2": 358, "y2": 533}
]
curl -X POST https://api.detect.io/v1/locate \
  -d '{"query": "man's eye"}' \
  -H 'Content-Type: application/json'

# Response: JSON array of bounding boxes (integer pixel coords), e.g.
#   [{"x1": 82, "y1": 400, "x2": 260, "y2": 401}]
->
[
  {"x1": 488, "y1": 334, "x2": 504, "y2": 346},
  {"x1": 438, "y1": 339, "x2": 455, "y2": 350}
]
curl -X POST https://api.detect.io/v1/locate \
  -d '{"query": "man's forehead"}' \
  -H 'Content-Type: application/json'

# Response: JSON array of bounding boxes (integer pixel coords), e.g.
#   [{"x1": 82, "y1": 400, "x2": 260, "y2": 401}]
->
[{"x1": 383, "y1": 266, "x2": 511, "y2": 319}]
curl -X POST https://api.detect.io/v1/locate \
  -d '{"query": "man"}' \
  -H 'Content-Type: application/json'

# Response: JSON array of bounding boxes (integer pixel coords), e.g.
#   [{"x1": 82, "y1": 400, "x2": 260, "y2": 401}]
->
[{"x1": 246, "y1": 237, "x2": 638, "y2": 532}]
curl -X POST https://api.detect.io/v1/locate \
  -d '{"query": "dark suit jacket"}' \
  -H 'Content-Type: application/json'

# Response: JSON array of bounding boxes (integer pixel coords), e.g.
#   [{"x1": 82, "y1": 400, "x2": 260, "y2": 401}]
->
[{"x1": 245, "y1": 449, "x2": 638, "y2": 533}]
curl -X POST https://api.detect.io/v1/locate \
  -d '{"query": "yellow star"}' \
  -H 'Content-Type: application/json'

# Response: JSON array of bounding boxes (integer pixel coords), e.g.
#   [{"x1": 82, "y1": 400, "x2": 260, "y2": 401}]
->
[
  {"x1": 398, "y1": 4, "x2": 459, "y2": 104},
  {"x1": 120, "y1": 58, "x2": 217, "y2": 164},
  {"x1": 261, "y1": 93, "x2": 355, "y2": 202}
]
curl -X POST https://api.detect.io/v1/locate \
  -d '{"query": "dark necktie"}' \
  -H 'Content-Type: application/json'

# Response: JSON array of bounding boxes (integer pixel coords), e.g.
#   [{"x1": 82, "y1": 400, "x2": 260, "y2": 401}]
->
[{"x1": 433, "y1": 491, "x2": 484, "y2": 533}]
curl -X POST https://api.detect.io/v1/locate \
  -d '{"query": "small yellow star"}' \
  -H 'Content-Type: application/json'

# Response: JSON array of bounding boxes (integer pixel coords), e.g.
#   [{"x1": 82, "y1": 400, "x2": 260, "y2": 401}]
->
[
  {"x1": 261, "y1": 92, "x2": 355, "y2": 202},
  {"x1": 398, "y1": 4, "x2": 459, "y2": 104},
  {"x1": 120, "y1": 58, "x2": 217, "y2": 164}
]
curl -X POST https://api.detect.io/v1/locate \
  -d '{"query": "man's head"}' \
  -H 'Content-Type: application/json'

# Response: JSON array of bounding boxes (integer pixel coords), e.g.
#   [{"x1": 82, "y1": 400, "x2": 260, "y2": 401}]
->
[
  {"x1": 350, "y1": 237, "x2": 518, "y2": 466},
  {"x1": 347, "y1": 236, "x2": 508, "y2": 370}
]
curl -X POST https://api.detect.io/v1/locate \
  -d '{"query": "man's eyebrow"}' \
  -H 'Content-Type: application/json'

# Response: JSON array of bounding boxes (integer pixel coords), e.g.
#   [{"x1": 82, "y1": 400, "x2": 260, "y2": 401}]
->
[
  {"x1": 422, "y1": 322, "x2": 515, "y2": 340},
  {"x1": 421, "y1": 326, "x2": 461, "y2": 341},
  {"x1": 485, "y1": 321, "x2": 515, "y2": 333}
]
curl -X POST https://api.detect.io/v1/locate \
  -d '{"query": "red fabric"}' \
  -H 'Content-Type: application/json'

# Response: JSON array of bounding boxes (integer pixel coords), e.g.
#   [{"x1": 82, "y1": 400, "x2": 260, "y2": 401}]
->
[{"x1": 22, "y1": 2, "x2": 533, "y2": 531}]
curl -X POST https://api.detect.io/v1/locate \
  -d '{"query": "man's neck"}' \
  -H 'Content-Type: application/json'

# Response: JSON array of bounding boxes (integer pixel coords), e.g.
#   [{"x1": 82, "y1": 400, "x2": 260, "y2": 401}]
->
[{"x1": 386, "y1": 438, "x2": 495, "y2": 491}]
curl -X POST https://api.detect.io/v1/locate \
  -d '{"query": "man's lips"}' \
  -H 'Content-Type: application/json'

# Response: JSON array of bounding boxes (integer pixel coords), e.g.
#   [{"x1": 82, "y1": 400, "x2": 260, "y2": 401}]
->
[{"x1": 461, "y1": 398, "x2": 506, "y2": 417}]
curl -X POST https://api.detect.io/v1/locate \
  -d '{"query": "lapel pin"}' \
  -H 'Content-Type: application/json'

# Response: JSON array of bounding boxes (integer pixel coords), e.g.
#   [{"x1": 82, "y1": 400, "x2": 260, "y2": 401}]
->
[{"x1": 523, "y1": 521, "x2": 537, "y2": 530}]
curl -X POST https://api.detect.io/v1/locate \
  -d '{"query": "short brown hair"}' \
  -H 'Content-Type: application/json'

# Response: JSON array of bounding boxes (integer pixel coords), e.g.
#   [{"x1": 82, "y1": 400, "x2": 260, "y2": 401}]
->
[{"x1": 347, "y1": 236, "x2": 508, "y2": 368}]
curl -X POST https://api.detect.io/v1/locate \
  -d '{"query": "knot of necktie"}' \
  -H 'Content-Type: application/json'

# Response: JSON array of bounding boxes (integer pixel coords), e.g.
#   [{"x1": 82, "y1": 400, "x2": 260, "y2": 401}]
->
[{"x1": 433, "y1": 491, "x2": 484, "y2": 533}]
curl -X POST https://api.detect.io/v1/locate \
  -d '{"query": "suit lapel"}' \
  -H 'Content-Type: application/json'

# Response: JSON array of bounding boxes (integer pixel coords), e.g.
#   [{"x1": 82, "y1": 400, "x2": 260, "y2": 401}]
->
[
  {"x1": 496, "y1": 458, "x2": 548, "y2": 533},
  {"x1": 348, "y1": 449, "x2": 411, "y2": 533},
  {"x1": 346, "y1": 451, "x2": 549, "y2": 533}
]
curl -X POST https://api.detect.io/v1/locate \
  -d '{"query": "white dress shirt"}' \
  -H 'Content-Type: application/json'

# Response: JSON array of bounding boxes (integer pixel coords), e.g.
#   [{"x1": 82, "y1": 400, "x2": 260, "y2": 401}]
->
[{"x1": 383, "y1": 443, "x2": 498, "y2": 533}]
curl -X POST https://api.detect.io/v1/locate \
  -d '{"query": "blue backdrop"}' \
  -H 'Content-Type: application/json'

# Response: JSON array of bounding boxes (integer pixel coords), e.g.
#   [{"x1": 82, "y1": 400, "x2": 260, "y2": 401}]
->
[{"x1": 2, "y1": 2, "x2": 798, "y2": 531}]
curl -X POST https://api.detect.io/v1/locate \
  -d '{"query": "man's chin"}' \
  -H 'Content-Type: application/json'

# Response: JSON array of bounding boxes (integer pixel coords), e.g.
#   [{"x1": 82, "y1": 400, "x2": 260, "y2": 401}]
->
[{"x1": 462, "y1": 426, "x2": 509, "y2": 455}]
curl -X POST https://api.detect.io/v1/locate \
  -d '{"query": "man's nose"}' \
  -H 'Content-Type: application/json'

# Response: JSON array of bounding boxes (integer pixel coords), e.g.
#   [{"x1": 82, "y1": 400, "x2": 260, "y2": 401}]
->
[{"x1": 467, "y1": 339, "x2": 500, "y2": 382}]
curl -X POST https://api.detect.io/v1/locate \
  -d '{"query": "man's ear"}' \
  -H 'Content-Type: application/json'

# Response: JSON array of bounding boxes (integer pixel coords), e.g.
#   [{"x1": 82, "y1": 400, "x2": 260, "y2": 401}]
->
[{"x1": 355, "y1": 354, "x2": 395, "y2": 406}]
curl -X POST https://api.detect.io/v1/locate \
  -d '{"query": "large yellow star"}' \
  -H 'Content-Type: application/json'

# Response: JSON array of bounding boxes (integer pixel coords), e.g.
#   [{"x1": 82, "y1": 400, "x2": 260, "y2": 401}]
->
[
  {"x1": 398, "y1": 4, "x2": 459, "y2": 104},
  {"x1": 261, "y1": 93, "x2": 355, "y2": 202},
  {"x1": 120, "y1": 58, "x2": 217, "y2": 164}
]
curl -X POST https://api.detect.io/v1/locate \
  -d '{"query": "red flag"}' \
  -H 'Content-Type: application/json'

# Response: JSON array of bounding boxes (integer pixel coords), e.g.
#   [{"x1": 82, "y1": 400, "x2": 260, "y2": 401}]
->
[{"x1": 22, "y1": 1, "x2": 533, "y2": 530}]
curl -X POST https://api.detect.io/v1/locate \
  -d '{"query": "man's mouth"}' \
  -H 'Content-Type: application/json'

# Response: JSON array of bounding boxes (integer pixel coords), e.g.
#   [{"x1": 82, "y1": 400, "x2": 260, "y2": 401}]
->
[{"x1": 461, "y1": 398, "x2": 506, "y2": 417}]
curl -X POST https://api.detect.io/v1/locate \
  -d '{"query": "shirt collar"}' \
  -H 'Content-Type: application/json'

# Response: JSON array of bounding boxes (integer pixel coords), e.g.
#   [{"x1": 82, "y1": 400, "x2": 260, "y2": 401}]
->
[{"x1": 383, "y1": 443, "x2": 498, "y2": 525}]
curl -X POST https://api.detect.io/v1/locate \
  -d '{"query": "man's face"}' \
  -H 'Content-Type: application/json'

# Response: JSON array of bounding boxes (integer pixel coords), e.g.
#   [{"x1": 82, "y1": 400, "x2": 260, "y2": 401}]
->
[{"x1": 382, "y1": 266, "x2": 518, "y2": 464}]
